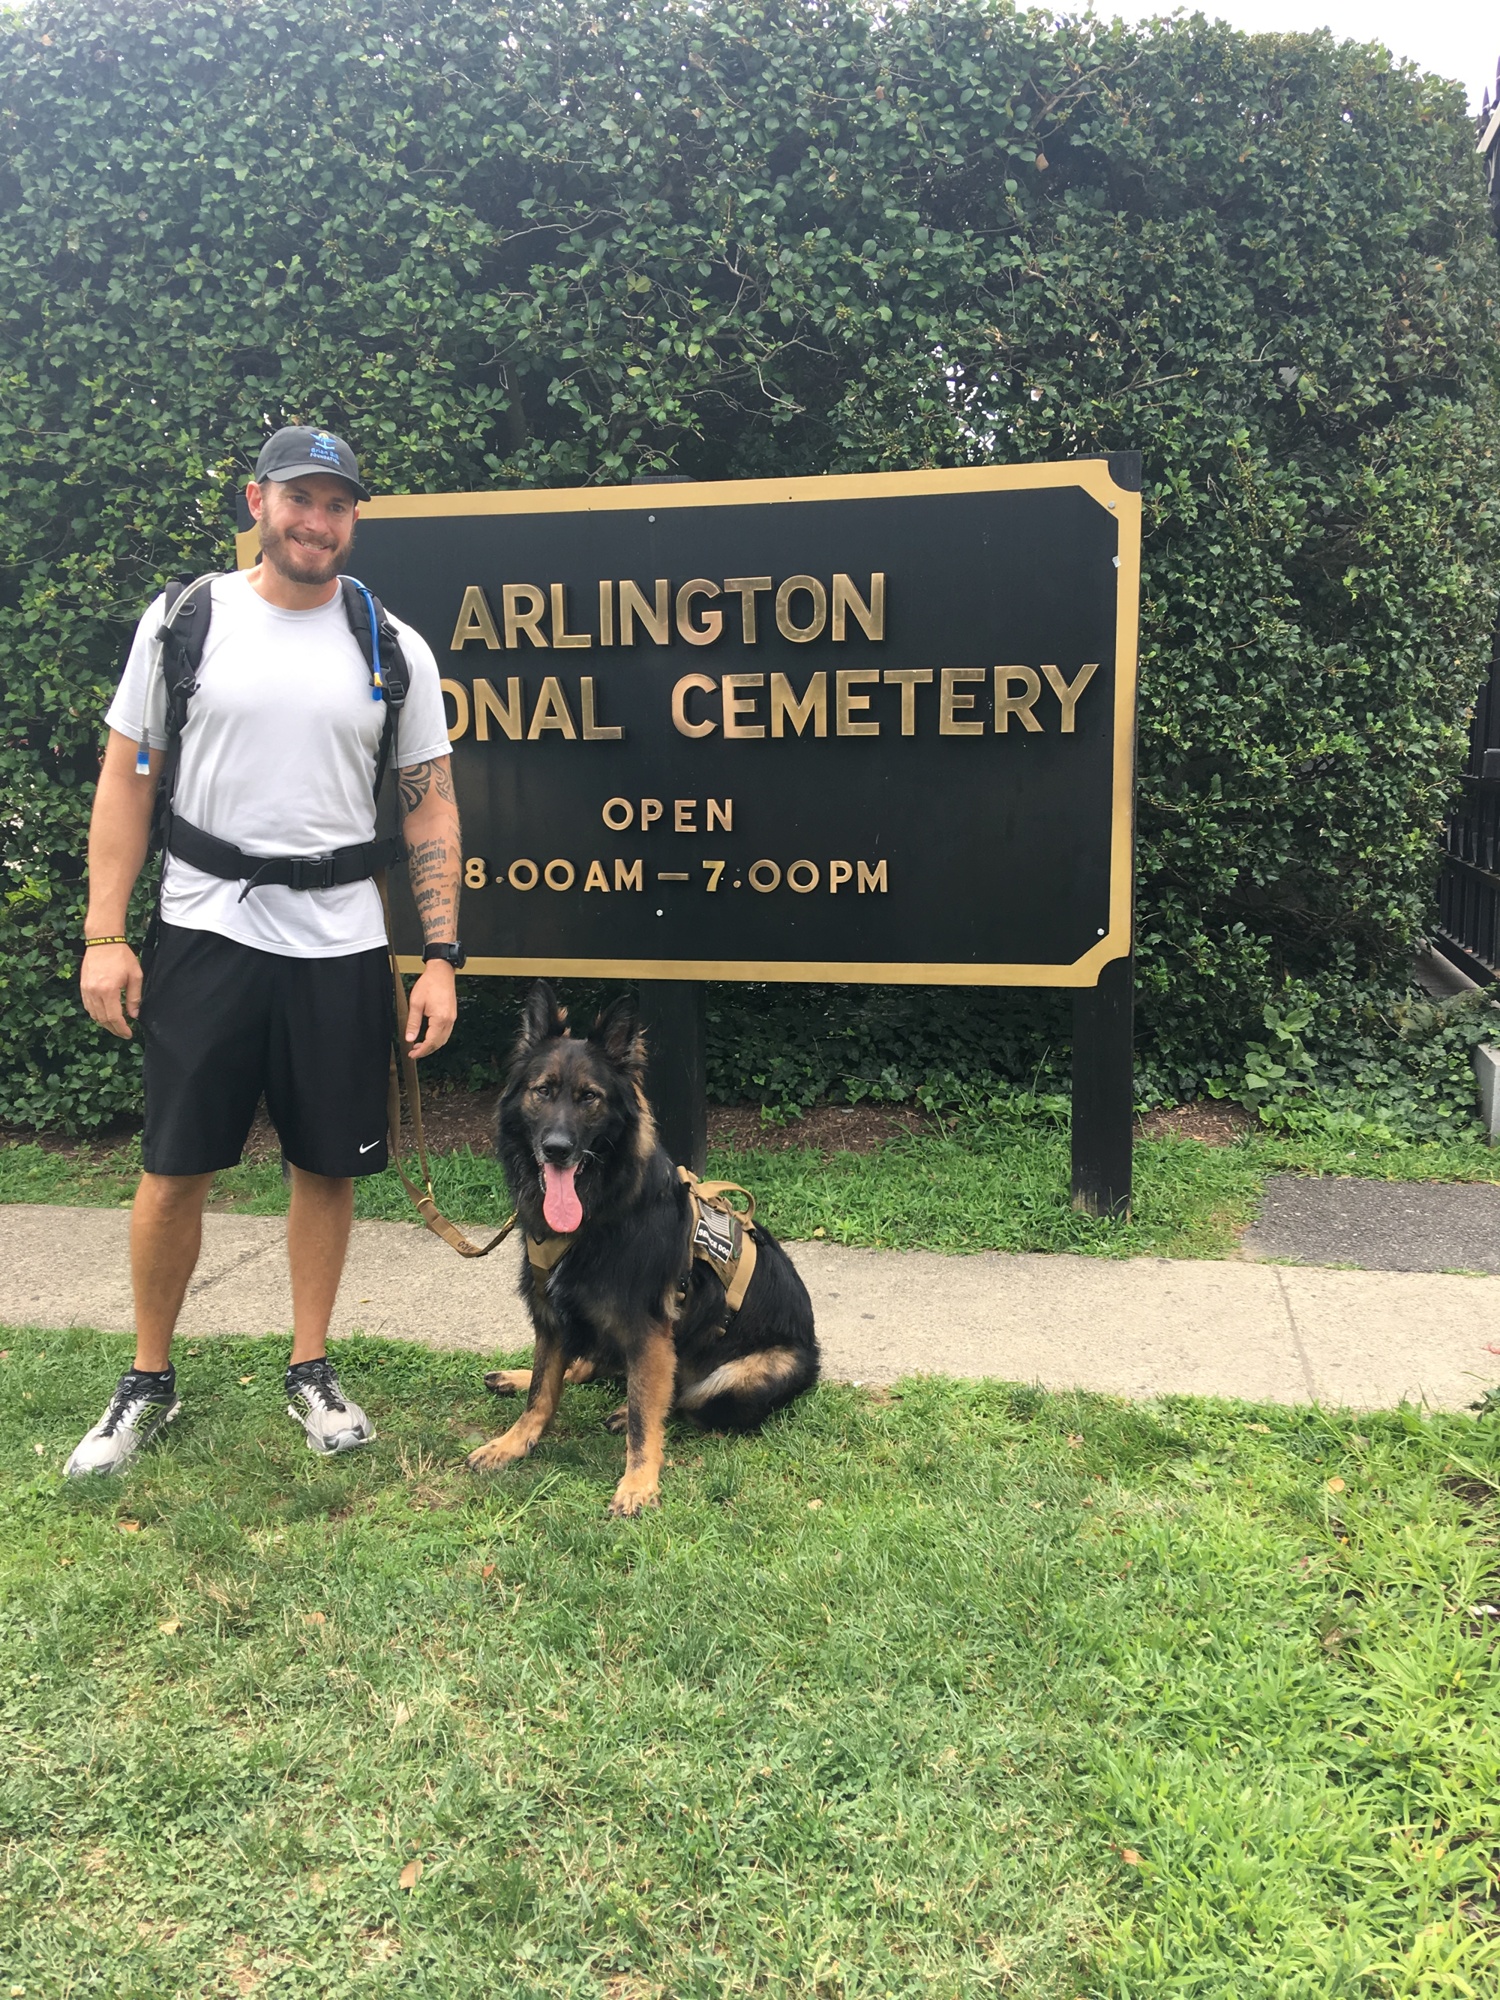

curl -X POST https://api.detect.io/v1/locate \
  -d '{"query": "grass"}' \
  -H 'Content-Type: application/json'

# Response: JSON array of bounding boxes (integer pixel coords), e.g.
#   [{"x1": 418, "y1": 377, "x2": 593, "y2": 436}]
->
[
  {"x1": 2, "y1": 1330, "x2": 1498, "y2": 1996},
  {"x1": 2, "y1": 1108, "x2": 1497, "y2": 1259}
]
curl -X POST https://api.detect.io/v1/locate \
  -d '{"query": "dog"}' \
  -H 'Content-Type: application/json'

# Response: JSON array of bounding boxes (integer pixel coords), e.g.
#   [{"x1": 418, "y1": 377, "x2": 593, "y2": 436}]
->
[{"x1": 467, "y1": 983, "x2": 819, "y2": 1515}]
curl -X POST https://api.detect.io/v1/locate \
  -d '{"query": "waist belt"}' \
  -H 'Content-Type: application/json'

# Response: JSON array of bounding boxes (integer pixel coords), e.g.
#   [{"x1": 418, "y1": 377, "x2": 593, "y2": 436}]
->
[
  {"x1": 166, "y1": 813, "x2": 405, "y2": 901},
  {"x1": 526, "y1": 1167, "x2": 760, "y2": 1316}
]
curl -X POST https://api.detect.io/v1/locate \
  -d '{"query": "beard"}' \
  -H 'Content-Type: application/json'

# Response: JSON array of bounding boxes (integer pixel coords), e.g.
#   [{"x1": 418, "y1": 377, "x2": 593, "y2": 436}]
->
[{"x1": 258, "y1": 509, "x2": 355, "y2": 588}]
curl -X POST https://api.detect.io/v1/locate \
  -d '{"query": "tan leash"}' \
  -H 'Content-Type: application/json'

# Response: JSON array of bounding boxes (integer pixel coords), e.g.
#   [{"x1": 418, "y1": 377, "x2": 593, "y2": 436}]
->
[{"x1": 379, "y1": 875, "x2": 517, "y2": 1258}]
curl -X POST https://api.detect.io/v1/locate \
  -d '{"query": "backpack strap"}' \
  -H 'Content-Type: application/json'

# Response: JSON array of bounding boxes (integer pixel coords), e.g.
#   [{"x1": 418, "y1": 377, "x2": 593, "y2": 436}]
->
[
  {"x1": 149, "y1": 573, "x2": 221, "y2": 853},
  {"x1": 340, "y1": 576, "x2": 410, "y2": 801}
]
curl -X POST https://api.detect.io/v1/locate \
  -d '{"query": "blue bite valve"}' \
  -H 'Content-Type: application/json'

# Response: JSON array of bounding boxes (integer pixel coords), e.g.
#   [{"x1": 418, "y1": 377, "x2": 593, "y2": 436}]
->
[{"x1": 135, "y1": 742, "x2": 150, "y2": 775}]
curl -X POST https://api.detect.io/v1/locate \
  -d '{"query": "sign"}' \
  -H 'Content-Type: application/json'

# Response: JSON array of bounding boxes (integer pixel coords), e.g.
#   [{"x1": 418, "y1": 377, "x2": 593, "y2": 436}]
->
[{"x1": 238, "y1": 460, "x2": 1140, "y2": 985}]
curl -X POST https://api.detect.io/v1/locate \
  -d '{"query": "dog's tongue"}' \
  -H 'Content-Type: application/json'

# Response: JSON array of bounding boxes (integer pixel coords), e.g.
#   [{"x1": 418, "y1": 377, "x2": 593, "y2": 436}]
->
[{"x1": 542, "y1": 1162, "x2": 583, "y2": 1234}]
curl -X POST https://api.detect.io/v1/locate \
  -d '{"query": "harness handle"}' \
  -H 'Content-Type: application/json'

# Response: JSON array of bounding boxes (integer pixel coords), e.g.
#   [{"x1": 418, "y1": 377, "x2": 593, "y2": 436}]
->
[{"x1": 678, "y1": 1165, "x2": 757, "y2": 1226}]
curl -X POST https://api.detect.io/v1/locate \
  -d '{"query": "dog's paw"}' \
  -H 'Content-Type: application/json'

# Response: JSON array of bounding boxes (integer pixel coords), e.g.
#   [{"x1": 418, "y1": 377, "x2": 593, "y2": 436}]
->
[
  {"x1": 608, "y1": 1475, "x2": 661, "y2": 1518},
  {"x1": 483, "y1": 1368, "x2": 531, "y2": 1398},
  {"x1": 603, "y1": 1402, "x2": 629, "y2": 1435},
  {"x1": 466, "y1": 1433, "x2": 533, "y2": 1472}
]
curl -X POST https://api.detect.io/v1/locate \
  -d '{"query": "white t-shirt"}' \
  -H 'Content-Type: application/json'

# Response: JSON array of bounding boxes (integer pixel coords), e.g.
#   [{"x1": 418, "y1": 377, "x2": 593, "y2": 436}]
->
[{"x1": 107, "y1": 571, "x2": 451, "y2": 957}]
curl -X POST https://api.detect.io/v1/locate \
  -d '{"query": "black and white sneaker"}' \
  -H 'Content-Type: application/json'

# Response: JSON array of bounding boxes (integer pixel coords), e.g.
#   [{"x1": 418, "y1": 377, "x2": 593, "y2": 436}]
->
[
  {"x1": 65, "y1": 1368, "x2": 181, "y2": 1478},
  {"x1": 286, "y1": 1358, "x2": 374, "y2": 1456}
]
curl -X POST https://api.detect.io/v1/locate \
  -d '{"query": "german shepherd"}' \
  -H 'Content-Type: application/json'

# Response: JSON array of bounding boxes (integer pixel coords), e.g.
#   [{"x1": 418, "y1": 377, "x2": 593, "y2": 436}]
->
[{"x1": 467, "y1": 983, "x2": 819, "y2": 1515}]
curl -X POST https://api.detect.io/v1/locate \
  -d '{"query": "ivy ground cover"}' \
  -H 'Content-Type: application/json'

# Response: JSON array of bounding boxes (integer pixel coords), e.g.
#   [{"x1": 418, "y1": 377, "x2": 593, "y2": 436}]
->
[{"x1": 2, "y1": 1331, "x2": 1497, "y2": 1997}]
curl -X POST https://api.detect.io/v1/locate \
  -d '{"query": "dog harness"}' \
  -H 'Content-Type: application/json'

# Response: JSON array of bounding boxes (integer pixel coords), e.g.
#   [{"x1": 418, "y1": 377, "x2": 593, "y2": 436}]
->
[{"x1": 525, "y1": 1167, "x2": 760, "y2": 1314}]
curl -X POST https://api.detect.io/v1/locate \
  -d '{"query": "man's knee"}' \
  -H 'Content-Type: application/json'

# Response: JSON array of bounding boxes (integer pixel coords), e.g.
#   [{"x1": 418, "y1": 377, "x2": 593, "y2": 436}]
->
[
  {"x1": 288, "y1": 1166, "x2": 354, "y2": 1202},
  {"x1": 135, "y1": 1170, "x2": 214, "y2": 1217}
]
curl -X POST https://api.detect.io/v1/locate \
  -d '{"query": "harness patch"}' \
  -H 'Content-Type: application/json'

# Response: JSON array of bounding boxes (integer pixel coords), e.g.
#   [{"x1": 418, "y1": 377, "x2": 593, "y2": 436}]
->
[{"x1": 691, "y1": 1204, "x2": 740, "y2": 1273}]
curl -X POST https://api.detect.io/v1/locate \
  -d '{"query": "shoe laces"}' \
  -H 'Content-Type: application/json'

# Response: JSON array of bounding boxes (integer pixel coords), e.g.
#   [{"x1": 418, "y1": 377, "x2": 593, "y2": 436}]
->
[
  {"x1": 99, "y1": 1372, "x2": 172, "y2": 1438},
  {"x1": 288, "y1": 1359, "x2": 348, "y2": 1413}
]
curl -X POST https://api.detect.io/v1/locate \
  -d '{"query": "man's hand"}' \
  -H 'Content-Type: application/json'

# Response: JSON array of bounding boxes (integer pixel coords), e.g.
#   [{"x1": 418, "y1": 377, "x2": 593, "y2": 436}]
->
[
  {"x1": 81, "y1": 942, "x2": 145, "y2": 1039},
  {"x1": 405, "y1": 960, "x2": 457, "y2": 1058}
]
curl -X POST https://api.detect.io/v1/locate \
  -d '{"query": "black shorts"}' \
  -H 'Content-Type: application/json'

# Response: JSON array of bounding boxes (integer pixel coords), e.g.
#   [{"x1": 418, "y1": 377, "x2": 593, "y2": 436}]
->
[{"x1": 140, "y1": 924, "x2": 394, "y2": 1178}]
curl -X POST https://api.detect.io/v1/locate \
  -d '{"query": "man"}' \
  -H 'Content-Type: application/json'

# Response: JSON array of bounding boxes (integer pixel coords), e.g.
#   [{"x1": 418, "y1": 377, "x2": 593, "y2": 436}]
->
[{"x1": 70, "y1": 426, "x2": 462, "y2": 1475}]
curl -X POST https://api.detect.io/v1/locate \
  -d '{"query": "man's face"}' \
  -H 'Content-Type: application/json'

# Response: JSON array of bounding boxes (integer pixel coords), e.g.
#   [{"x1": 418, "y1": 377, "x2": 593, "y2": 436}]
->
[{"x1": 248, "y1": 473, "x2": 358, "y2": 587}]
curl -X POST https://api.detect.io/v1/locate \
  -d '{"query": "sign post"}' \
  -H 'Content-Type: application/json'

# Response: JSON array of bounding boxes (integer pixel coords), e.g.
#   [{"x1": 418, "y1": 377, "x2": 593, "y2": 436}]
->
[{"x1": 238, "y1": 456, "x2": 1141, "y2": 1209}]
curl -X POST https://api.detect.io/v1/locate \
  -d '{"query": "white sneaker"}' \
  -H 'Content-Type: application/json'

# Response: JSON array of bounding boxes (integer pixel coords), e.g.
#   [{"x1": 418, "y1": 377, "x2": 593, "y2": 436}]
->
[
  {"x1": 285, "y1": 1358, "x2": 374, "y2": 1455},
  {"x1": 66, "y1": 1370, "x2": 181, "y2": 1477}
]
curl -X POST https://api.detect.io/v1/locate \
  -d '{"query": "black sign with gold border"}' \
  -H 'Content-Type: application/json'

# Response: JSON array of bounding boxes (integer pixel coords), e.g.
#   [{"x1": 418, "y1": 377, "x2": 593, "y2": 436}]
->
[{"x1": 238, "y1": 460, "x2": 1139, "y2": 987}]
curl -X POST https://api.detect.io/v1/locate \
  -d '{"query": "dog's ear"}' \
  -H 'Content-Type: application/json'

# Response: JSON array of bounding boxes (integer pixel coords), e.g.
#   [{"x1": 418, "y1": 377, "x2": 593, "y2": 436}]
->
[
  {"x1": 589, "y1": 992, "x2": 648, "y2": 1074},
  {"x1": 514, "y1": 980, "x2": 567, "y2": 1057}
]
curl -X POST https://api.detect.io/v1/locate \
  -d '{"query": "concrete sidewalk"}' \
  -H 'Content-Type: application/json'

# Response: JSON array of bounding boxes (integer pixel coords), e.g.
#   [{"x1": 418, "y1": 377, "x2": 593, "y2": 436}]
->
[{"x1": 4, "y1": 1203, "x2": 1499, "y2": 1412}]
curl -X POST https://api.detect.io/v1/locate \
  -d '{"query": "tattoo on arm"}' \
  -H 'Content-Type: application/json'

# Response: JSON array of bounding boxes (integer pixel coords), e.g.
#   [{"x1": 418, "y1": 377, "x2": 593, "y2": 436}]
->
[
  {"x1": 406, "y1": 831, "x2": 460, "y2": 943},
  {"x1": 398, "y1": 760, "x2": 456, "y2": 814}
]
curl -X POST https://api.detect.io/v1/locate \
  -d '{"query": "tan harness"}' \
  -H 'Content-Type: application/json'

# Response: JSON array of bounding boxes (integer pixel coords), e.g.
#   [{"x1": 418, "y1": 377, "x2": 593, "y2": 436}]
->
[{"x1": 526, "y1": 1167, "x2": 760, "y2": 1315}]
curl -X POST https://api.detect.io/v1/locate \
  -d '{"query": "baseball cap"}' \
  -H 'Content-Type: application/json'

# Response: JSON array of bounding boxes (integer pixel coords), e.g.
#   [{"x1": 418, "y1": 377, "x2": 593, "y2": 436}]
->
[{"x1": 253, "y1": 426, "x2": 370, "y2": 500}]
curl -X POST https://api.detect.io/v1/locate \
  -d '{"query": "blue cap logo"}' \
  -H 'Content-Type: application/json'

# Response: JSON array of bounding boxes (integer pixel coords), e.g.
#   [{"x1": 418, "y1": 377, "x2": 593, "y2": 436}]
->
[{"x1": 309, "y1": 431, "x2": 343, "y2": 467}]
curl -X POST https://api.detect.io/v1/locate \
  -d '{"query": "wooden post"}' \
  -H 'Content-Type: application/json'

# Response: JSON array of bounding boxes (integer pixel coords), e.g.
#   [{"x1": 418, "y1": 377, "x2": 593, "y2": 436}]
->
[
  {"x1": 1071, "y1": 953, "x2": 1134, "y2": 1217},
  {"x1": 638, "y1": 979, "x2": 708, "y2": 1174}
]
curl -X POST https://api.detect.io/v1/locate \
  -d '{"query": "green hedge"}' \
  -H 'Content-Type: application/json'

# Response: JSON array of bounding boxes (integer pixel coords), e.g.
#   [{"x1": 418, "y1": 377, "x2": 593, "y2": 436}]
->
[{"x1": 3, "y1": 0, "x2": 1499, "y2": 1128}]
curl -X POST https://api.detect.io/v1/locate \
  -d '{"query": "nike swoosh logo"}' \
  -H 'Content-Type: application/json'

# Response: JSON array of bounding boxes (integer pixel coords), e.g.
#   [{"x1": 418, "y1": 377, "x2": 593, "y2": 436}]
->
[{"x1": 358, "y1": 1140, "x2": 382, "y2": 1154}]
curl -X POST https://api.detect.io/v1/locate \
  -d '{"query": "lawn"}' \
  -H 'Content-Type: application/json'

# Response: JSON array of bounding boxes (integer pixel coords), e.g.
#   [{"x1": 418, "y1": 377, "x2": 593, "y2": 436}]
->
[
  {"x1": 2, "y1": 1109, "x2": 1497, "y2": 1260},
  {"x1": 2, "y1": 1331, "x2": 1497, "y2": 1997}
]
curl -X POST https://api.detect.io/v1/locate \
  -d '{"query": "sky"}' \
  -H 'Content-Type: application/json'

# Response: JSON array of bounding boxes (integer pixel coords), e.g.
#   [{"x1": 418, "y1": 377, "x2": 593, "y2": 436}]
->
[{"x1": 1106, "y1": 0, "x2": 1497, "y2": 111}]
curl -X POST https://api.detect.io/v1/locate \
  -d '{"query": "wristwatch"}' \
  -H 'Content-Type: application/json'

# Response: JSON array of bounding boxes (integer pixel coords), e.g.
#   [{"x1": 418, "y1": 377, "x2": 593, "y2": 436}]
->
[{"x1": 421, "y1": 941, "x2": 467, "y2": 969}]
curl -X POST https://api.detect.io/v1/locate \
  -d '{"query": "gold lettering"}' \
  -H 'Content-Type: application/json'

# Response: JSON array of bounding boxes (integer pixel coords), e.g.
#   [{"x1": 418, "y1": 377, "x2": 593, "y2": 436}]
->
[
  {"x1": 1041, "y1": 661, "x2": 1098, "y2": 732},
  {"x1": 831, "y1": 572, "x2": 885, "y2": 641},
  {"x1": 857, "y1": 859, "x2": 888, "y2": 893},
  {"x1": 580, "y1": 677, "x2": 622, "y2": 741},
  {"x1": 940, "y1": 667, "x2": 986, "y2": 736},
  {"x1": 619, "y1": 578, "x2": 671, "y2": 645},
  {"x1": 786, "y1": 859, "x2": 819, "y2": 893},
  {"x1": 748, "y1": 859, "x2": 781, "y2": 892},
  {"x1": 723, "y1": 576, "x2": 773, "y2": 643},
  {"x1": 473, "y1": 676, "x2": 523, "y2": 742},
  {"x1": 995, "y1": 667, "x2": 1044, "y2": 733},
  {"x1": 450, "y1": 584, "x2": 501, "y2": 651},
  {"x1": 769, "y1": 671, "x2": 827, "y2": 738},
  {"x1": 502, "y1": 583, "x2": 548, "y2": 649},
  {"x1": 549, "y1": 582, "x2": 591, "y2": 648},
  {"x1": 722, "y1": 673, "x2": 765, "y2": 739},
  {"x1": 829, "y1": 859, "x2": 853, "y2": 893},
  {"x1": 676, "y1": 579, "x2": 723, "y2": 646},
  {"x1": 775, "y1": 575, "x2": 828, "y2": 642},
  {"x1": 602, "y1": 797, "x2": 633, "y2": 830},
  {"x1": 584, "y1": 859, "x2": 610, "y2": 892},
  {"x1": 544, "y1": 858, "x2": 575, "y2": 890},
  {"x1": 614, "y1": 857, "x2": 643, "y2": 892},
  {"x1": 598, "y1": 579, "x2": 615, "y2": 648},
  {"x1": 707, "y1": 798, "x2": 732, "y2": 832},
  {"x1": 883, "y1": 668, "x2": 932, "y2": 736},
  {"x1": 671, "y1": 674, "x2": 717, "y2": 738},
  {"x1": 837, "y1": 669, "x2": 881, "y2": 737},
  {"x1": 509, "y1": 858, "x2": 539, "y2": 890},
  {"x1": 640, "y1": 799, "x2": 663, "y2": 829},
  {"x1": 440, "y1": 679, "x2": 470, "y2": 742},
  {"x1": 674, "y1": 799, "x2": 698, "y2": 833},
  {"x1": 527, "y1": 676, "x2": 577, "y2": 739}
]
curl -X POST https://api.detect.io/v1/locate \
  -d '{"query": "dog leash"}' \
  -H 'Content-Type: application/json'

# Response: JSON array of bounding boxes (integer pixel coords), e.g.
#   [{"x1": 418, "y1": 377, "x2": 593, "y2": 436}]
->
[{"x1": 379, "y1": 875, "x2": 517, "y2": 1258}]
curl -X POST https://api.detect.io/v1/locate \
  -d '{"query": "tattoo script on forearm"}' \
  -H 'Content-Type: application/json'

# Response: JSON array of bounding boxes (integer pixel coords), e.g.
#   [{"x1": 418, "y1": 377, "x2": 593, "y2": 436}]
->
[
  {"x1": 400, "y1": 761, "x2": 462, "y2": 943},
  {"x1": 407, "y1": 832, "x2": 460, "y2": 943}
]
